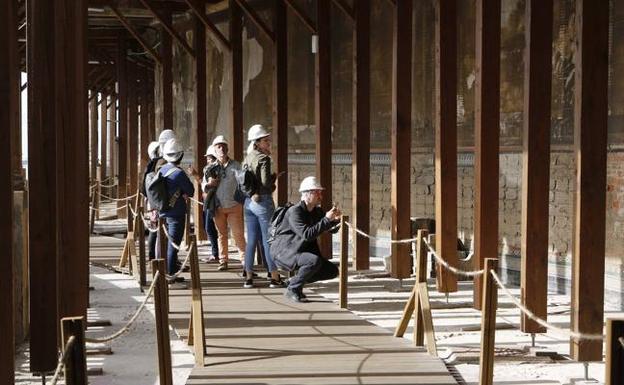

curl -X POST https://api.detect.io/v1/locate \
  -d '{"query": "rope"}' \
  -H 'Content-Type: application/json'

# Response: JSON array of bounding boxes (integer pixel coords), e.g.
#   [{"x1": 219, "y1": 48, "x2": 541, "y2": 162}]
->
[
  {"x1": 345, "y1": 221, "x2": 418, "y2": 244},
  {"x1": 49, "y1": 335, "x2": 76, "y2": 385},
  {"x1": 161, "y1": 224, "x2": 181, "y2": 250},
  {"x1": 423, "y1": 238, "x2": 485, "y2": 277},
  {"x1": 129, "y1": 205, "x2": 138, "y2": 218},
  {"x1": 89, "y1": 204, "x2": 128, "y2": 212},
  {"x1": 100, "y1": 182, "x2": 118, "y2": 188},
  {"x1": 189, "y1": 197, "x2": 204, "y2": 206},
  {"x1": 141, "y1": 216, "x2": 159, "y2": 233},
  {"x1": 165, "y1": 246, "x2": 192, "y2": 280},
  {"x1": 98, "y1": 192, "x2": 138, "y2": 202},
  {"x1": 84, "y1": 272, "x2": 160, "y2": 343},
  {"x1": 490, "y1": 270, "x2": 605, "y2": 341}
]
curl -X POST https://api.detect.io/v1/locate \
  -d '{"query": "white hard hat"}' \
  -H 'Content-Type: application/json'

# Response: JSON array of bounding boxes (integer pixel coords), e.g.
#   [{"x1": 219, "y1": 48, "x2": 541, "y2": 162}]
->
[
  {"x1": 299, "y1": 176, "x2": 324, "y2": 192},
  {"x1": 247, "y1": 124, "x2": 270, "y2": 142},
  {"x1": 158, "y1": 129, "x2": 176, "y2": 146},
  {"x1": 204, "y1": 145, "x2": 217, "y2": 157},
  {"x1": 162, "y1": 138, "x2": 184, "y2": 162},
  {"x1": 147, "y1": 141, "x2": 160, "y2": 160},
  {"x1": 211, "y1": 135, "x2": 229, "y2": 146}
]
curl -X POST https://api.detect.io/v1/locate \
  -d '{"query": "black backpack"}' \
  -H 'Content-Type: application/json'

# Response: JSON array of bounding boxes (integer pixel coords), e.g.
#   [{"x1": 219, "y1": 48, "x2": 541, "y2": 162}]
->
[
  {"x1": 267, "y1": 202, "x2": 294, "y2": 244},
  {"x1": 236, "y1": 163, "x2": 258, "y2": 198},
  {"x1": 145, "y1": 167, "x2": 180, "y2": 211}
]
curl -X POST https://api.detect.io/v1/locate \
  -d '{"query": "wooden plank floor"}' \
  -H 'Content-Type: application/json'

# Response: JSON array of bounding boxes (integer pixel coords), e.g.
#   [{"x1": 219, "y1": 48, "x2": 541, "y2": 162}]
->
[{"x1": 89, "y1": 233, "x2": 457, "y2": 384}]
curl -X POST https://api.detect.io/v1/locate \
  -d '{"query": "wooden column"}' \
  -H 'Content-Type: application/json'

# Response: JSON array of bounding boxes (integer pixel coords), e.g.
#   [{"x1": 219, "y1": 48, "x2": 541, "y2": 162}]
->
[
  {"x1": 390, "y1": 0, "x2": 412, "y2": 279},
  {"x1": 193, "y1": 15, "x2": 207, "y2": 240},
  {"x1": 161, "y1": 10, "x2": 174, "y2": 131},
  {"x1": 434, "y1": 0, "x2": 458, "y2": 293},
  {"x1": 128, "y1": 63, "x2": 139, "y2": 196},
  {"x1": 520, "y1": 0, "x2": 552, "y2": 334},
  {"x1": 100, "y1": 92, "x2": 108, "y2": 183},
  {"x1": 571, "y1": 0, "x2": 609, "y2": 362},
  {"x1": 27, "y1": 0, "x2": 59, "y2": 372},
  {"x1": 108, "y1": 94, "x2": 117, "y2": 190},
  {"x1": 0, "y1": 0, "x2": 17, "y2": 381},
  {"x1": 316, "y1": 0, "x2": 332, "y2": 258},
  {"x1": 473, "y1": 0, "x2": 501, "y2": 309},
  {"x1": 140, "y1": 71, "x2": 150, "y2": 173},
  {"x1": 117, "y1": 34, "x2": 128, "y2": 214},
  {"x1": 352, "y1": 0, "x2": 370, "y2": 270},
  {"x1": 273, "y1": 0, "x2": 288, "y2": 206},
  {"x1": 230, "y1": 0, "x2": 243, "y2": 160},
  {"x1": 90, "y1": 95, "x2": 99, "y2": 180},
  {"x1": 56, "y1": 0, "x2": 88, "y2": 323},
  {"x1": 148, "y1": 71, "x2": 156, "y2": 141}
]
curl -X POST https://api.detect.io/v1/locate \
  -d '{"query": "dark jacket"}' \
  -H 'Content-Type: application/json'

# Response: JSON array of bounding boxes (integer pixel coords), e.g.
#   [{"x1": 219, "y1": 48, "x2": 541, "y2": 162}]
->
[
  {"x1": 158, "y1": 163, "x2": 195, "y2": 218},
  {"x1": 243, "y1": 149, "x2": 275, "y2": 196},
  {"x1": 202, "y1": 162, "x2": 222, "y2": 214},
  {"x1": 269, "y1": 200, "x2": 338, "y2": 270},
  {"x1": 141, "y1": 157, "x2": 164, "y2": 196}
]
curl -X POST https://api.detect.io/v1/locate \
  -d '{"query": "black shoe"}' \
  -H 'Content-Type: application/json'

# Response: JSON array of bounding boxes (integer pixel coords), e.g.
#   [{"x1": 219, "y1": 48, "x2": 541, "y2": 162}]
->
[
  {"x1": 175, "y1": 276, "x2": 185, "y2": 283},
  {"x1": 239, "y1": 271, "x2": 258, "y2": 278},
  {"x1": 243, "y1": 279, "x2": 254, "y2": 288},
  {"x1": 284, "y1": 288, "x2": 307, "y2": 303},
  {"x1": 269, "y1": 279, "x2": 286, "y2": 288}
]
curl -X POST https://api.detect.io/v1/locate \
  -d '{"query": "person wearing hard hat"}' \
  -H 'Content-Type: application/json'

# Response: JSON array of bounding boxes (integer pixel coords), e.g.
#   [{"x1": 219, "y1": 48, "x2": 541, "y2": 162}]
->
[
  {"x1": 142, "y1": 141, "x2": 163, "y2": 260},
  {"x1": 159, "y1": 138, "x2": 195, "y2": 281},
  {"x1": 241, "y1": 125, "x2": 284, "y2": 288},
  {"x1": 268, "y1": 176, "x2": 341, "y2": 302},
  {"x1": 210, "y1": 135, "x2": 246, "y2": 271},
  {"x1": 200, "y1": 145, "x2": 222, "y2": 262},
  {"x1": 157, "y1": 129, "x2": 176, "y2": 156}
]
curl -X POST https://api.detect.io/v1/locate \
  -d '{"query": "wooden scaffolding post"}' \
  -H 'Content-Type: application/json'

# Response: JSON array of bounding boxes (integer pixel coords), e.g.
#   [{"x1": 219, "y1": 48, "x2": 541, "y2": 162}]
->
[
  {"x1": 339, "y1": 215, "x2": 349, "y2": 309},
  {"x1": 229, "y1": 0, "x2": 244, "y2": 160},
  {"x1": 95, "y1": 180, "x2": 101, "y2": 220},
  {"x1": 434, "y1": 0, "x2": 458, "y2": 294},
  {"x1": 90, "y1": 96, "x2": 99, "y2": 181},
  {"x1": 352, "y1": 0, "x2": 370, "y2": 270},
  {"x1": 117, "y1": 34, "x2": 128, "y2": 218},
  {"x1": 520, "y1": 0, "x2": 553, "y2": 334},
  {"x1": 108, "y1": 93, "x2": 117, "y2": 197},
  {"x1": 0, "y1": 0, "x2": 17, "y2": 380},
  {"x1": 479, "y1": 258, "x2": 498, "y2": 385},
  {"x1": 184, "y1": 202, "x2": 191, "y2": 249},
  {"x1": 390, "y1": 0, "x2": 412, "y2": 279},
  {"x1": 193, "y1": 14, "x2": 207, "y2": 241},
  {"x1": 161, "y1": 9, "x2": 174, "y2": 131},
  {"x1": 90, "y1": 192, "x2": 97, "y2": 235},
  {"x1": 60, "y1": 317, "x2": 88, "y2": 385},
  {"x1": 152, "y1": 259, "x2": 173, "y2": 385},
  {"x1": 473, "y1": 0, "x2": 501, "y2": 310},
  {"x1": 128, "y1": 63, "x2": 139, "y2": 196},
  {"x1": 606, "y1": 318, "x2": 624, "y2": 385},
  {"x1": 187, "y1": 236, "x2": 206, "y2": 366},
  {"x1": 273, "y1": 0, "x2": 288, "y2": 206},
  {"x1": 100, "y1": 93, "x2": 108, "y2": 187},
  {"x1": 571, "y1": 0, "x2": 609, "y2": 362},
  {"x1": 157, "y1": 217, "x2": 168, "y2": 261},
  {"x1": 138, "y1": 207, "x2": 147, "y2": 287}
]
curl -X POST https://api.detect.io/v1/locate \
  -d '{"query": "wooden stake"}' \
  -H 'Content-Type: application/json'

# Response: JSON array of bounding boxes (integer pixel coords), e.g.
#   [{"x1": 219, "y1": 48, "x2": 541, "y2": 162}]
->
[
  {"x1": 339, "y1": 215, "x2": 349, "y2": 309},
  {"x1": 152, "y1": 260, "x2": 173, "y2": 385},
  {"x1": 479, "y1": 258, "x2": 498, "y2": 385},
  {"x1": 417, "y1": 282, "x2": 437, "y2": 356},
  {"x1": 413, "y1": 230, "x2": 429, "y2": 346},
  {"x1": 188, "y1": 237, "x2": 206, "y2": 367},
  {"x1": 61, "y1": 317, "x2": 87, "y2": 385},
  {"x1": 138, "y1": 207, "x2": 147, "y2": 287}
]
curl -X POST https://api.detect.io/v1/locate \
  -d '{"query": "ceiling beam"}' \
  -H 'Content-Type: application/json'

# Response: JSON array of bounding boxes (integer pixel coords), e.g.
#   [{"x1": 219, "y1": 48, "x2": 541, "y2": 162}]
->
[
  {"x1": 283, "y1": 0, "x2": 316, "y2": 34},
  {"x1": 184, "y1": 0, "x2": 231, "y2": 51},
  {"x1": 235, "y1": 0, "x2": 274, "y2": 42},
  {"x1": 136, "y1": 0, "x2": 195, "y2": 57},
  {"x1": 109, "y1": 4, "x2": 162, "y2": 63}
]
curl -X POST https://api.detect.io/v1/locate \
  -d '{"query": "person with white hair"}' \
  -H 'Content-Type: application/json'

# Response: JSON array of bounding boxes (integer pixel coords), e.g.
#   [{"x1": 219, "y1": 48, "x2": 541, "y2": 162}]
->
[
  {"x1": 268, "y1": 176, "x2": 341, "y2": 302},
  {"x1": 159, "y1": 138, "x2": 195, "y2": 281}
]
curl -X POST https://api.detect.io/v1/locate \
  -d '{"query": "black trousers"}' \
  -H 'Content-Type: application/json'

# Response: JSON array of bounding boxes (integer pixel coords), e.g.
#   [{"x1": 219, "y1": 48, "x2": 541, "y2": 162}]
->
[{"x1": 285, "y1": 252, "x2": 338, "y2": 290}]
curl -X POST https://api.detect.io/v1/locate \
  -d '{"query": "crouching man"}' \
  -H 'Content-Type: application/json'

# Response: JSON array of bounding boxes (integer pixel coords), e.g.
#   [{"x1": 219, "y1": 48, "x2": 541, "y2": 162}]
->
[{"x1": 269, "y1": 176, "x2": 342, "y2": 302}]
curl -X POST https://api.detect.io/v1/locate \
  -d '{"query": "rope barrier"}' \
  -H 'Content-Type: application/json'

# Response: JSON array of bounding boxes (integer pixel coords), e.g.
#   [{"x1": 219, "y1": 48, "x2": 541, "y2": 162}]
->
[
  {"x1": 423, "y1": 238, "x2": 485, "y2": 277},
  {"x1": 84, "y1": 271, "x2": 160, "y2": 343},
  {"x1": 189, "y1": 197, "x2": 204, "y2": 206},
  {"x1": 490, "y1": 270, "x2": 605, "y2": 341},
  {"x1": 161, "y1": 224, "x2": 181, "y2": 251},
  {"x1": 345, "y1": 221, "x2": 418, "y2": 244},
  {"x1": 165, "y1": 248, "x2": 192, "y2": 280},
  {"x1": 98, "y1": 192, "x2": 138, "y2": 202},
  {"x1": 99, "y1": 182, "x2": 118, "y2": 188},
  {"x1": 89, "y1": 204, "x2": 128, "y2": 212},
  {"x1": 141, "y1": 215, "x2": 159, "y2": 233},
  {"x1": 48, "y1": 335, "x2": 76, "y2": 385},
  {"x1": 129, "y1": 205, "x2": 138, "y2": 218}
]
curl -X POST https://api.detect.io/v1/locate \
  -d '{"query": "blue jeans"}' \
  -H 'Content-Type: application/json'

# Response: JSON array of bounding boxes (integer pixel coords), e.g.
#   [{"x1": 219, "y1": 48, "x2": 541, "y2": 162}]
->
[
  {"x1": 203, "y1": 210, "x2": 219, "y2": 258},
  {"x1": 244, "y1": 195, "x2": 275, "y2": 273},
  {"x1": 165, "y1": 216, "x2": 185, "y2": 275}
]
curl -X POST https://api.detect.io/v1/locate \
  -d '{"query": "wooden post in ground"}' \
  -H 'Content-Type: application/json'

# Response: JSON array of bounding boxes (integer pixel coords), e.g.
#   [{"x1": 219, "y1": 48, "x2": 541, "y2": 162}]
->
[
  {"x1": 0, "y1": 0, "x2": 17, "y2": 380},
  {"x1": 417, "y1": 282, "x2": 437, "y2": 356},
  {"x1": 152, "y1": 260, "x2": 173, "y2": 385},
  {"x1": 193, "y1": 15, "x2": 207, "y2": 241},
  {"x1": 520, "y1": 0, "x2": 552, "y2": 334},
  {"x1": 229, "y1": 0, "x2": 243, "y2": 160},
  {"x1": 187, "y1": 237, "x2": 206, "y2": 367},
  {"x1": 117, "y1": 34, "x2": 128, "y2": 218},
  {"x1": 138, "y1": 207, "x2": 147, "y2": 287},
  {"x1": 479, "y1": 258, "x2": 498, "y2": 385},
  {"x1": 273, "y1": 0, "x2": 288, "y2": 206},
  {"x1": 413, "y1": 230, "x2": 429, "y2": 346},
  {"x1": 28, "y1": 0, "x2": 60, "y2": 371},
  {"x1": 61, "y1": 317, "x2": 87, "y2": 385},
  {"x1": 157, "y1": 217, "x2": 167, "y2": 261},
  {"x1": 571, "y1": 0, "x2": 609, "y2": 362},
  {"x1": 184, "y1": 203, "x2": 191, "y2": 249},
  {"x1": 161, "y1": 9, "x2": 173, "y2": 131},
  {"x1": 100, "y1": 93, "x2": 108, "y2": 188},
  {"x1": 90, "y1": 96, "x2": 99, "y2": 181},
  {"x1": 339, "y1": 215, "x2": 349, "y2": 308},
  {"x1": 108, "y1": 93, "x2": 117, "y2": 197},
  {"x1": 434, "y1": 0, "x2": 458, "y2": 294},
  {"x1": 473, "y1": 0, "x2": 501, "y2": 310},
  {"x1": 95, "y1": 180, "x2": 101, "y2": 220},
  {"x1": 128, "y1": 63, "x2": 139, "y2": 197},
  {"x1": 90, "y1": 193, "x2": 97, "y2": 235},
  {"x1": 390, "y1": 0, "x2": 412, "y2": 279},
  {"x1": 352, "y1": 0, "x2": 370, "y2": 270},
  {"x1": 606, "y1": 318, "x2": 624, "y2": 385},
  {"x1": 127, "y1": 203, "x2": 133, "y2": 233}
]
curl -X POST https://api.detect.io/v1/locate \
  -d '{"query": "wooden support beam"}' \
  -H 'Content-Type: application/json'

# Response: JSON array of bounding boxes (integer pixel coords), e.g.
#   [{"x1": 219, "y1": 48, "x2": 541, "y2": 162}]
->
[
  {"x1": 148, "y1": 72, "x2": 156, "y2": 140},
  {"x1": 520, "y1": 0, "x2": 552, "y2": 334},
  {"x1": 117, "y1": 34, "x2": 129, "y2": 216},
  {"x1": 606, "y1": 318, "x2": 624, "y2": 385},
  {"x1": 473, "y1": 0, "x2": 501, "y2": 310},
  {"x1": 479, "y1": 258, "x2": 498, "y2": 385},
  {"x1": 434, "y1": 0, "x2": 458, "y2": 293},
  {"x1": 128, "y1": 63, "x2": 139, "y2": 196},
  {"x1": 160, "y1": 10, "x2": 174, "y2": 131},
  {"x1": 61, "y1": 317, "x2": 88, "y2": 385},
  {"x1": 352, "y1": 0, "x2": 370, "y2": 270},
  {"x1": 184, "y1": 0, "x2": 231, "y2": 52},
  {"x1": 284, "y1": 0, "x2": 316, "y2": 34},
  {"x1": 28, "y1": 0, "x2": 59, "y2": 371},
  {"x1": 273, "y1": 0, "x2": 288, "y2": 205},
  {"x1": 331, "y1": 0, "x2": 354, "y2": 21},
  {"x1": 571, "y1": 0, "x2": 609, "y2": 362},
  {"x1": 235, "y1": 0, "x2": 274, "y2": 42},
  {"x1": 90, "y1": 96, "x2": 99, "y2": 180},
  {"x1": 316, "y1": 0, "x2": 332, "y2": 258},
  {"x1": 193, "y1": 15, "x2": 207, "y2": 241},
  {"x1": 152, "y1": 259, "x2": 173, "y2": 384},
  {"x1": 390, "y1": 0, "x2": 412, "y2": 279},
  {"x1": 108, "y1": 94, "x2": 118, "y2": 191},
  {"x1": 230, "y1": 0, "x2": 244, "y2": 160},
  {"x1": 139, "y1": 70, "x2": 150, "y2": 175},
  {"x1": 0, "y1": 0, "x2": 17, "y2": 381},
  {"x1": 137, "y1": 0, "x2": 195, "y2": 57},
  {"x1": 108, "y1": 4, "x2": 162, "y2": 64}
]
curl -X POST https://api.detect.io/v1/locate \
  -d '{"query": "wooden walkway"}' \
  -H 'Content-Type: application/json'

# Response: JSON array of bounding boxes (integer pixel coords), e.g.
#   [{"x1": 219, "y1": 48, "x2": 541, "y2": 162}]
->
[{"x1": 89, "y1": 234, "x2": 458, "y2": 384}]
